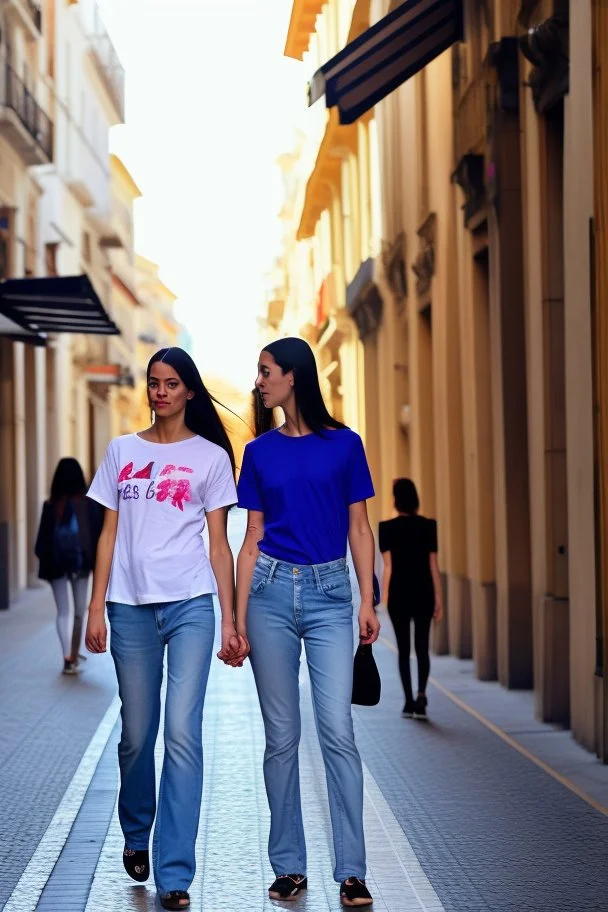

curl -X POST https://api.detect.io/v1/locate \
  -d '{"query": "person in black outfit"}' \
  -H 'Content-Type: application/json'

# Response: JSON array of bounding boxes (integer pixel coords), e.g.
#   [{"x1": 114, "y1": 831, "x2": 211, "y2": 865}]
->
[
  {"x1": 379, "y1": 478, "x2": 443, "y2": 719},
  {"x1": 35, "y1": 458, "x2": 103, "y2": 674}
]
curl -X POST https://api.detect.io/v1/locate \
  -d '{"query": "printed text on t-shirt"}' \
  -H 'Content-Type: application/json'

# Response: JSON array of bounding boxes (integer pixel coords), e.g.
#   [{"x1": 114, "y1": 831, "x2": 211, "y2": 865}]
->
[{"x1": 117, "y1": 461, "x2": 194, "y2": 511}]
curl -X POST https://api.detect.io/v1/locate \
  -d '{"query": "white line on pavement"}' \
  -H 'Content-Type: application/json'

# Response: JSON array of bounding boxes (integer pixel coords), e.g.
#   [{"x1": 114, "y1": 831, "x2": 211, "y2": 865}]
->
[
  {"x1": 3, "y1": 693, "x2": 121, "y2": 912},
  {"x1": 362, "y1": 766, "x2": 445, "y2": 911}
]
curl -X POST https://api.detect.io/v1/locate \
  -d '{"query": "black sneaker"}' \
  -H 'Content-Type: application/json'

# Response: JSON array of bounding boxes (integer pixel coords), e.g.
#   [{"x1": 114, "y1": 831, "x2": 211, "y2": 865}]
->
[
  {"x1": 268, "y1": 874, "x2": 307, "y2": 900},
  {"x1": 402, "y1": 700, "x2": 416, "y2": 718},
  {"x1": 413, "y1": 694, "x2": 428, "y2": 719},
  {"x1": 340, "y1": 877, "x2": 373, "y2": 906}
]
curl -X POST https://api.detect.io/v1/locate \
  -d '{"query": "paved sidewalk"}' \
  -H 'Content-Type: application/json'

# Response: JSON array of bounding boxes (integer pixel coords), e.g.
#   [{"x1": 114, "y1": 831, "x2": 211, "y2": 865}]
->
[
  {"x1": 0, "y1": 585, "x2": 116, "y2": 909},
  {"x1": 2, "y1": 509, "x2": 608, "y2": 911},
  {"x1": 426, "y1": 651, "x2": 608, "y2": 813}
]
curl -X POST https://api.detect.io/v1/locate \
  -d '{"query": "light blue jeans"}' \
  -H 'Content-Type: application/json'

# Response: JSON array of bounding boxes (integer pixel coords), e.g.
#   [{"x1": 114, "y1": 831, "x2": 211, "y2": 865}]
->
[
  {"x1": 247, "y1": 552, "x2": 366, "y2": 882},
  {"x1": 107, "y1": 595, "x2": 215, "y2": 895}
]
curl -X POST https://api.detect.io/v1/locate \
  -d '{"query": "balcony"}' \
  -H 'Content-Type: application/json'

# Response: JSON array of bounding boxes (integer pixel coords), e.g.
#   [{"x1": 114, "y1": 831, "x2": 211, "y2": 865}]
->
[
  {"x1": 0, "y1": 64, "x2": 53, "y2": 164},
  {"x1": 87, "y1": 4, "x2": 125, "y2": 124},
  {"x1": 1, "y1": 0, "x2": 42, "y2": 41},
  {"x1": 99, "y1": 196, "x2": 133, "y2": 252}
]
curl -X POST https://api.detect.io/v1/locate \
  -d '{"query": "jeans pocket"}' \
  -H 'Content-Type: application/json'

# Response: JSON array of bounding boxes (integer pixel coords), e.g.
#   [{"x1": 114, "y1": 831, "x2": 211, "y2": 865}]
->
[
  {"x1": 250, "y1": 567, "x2": 269, "y2": 595},
  {"x1": 321, "y1": 569, "x2": 352, "y2": 602}
]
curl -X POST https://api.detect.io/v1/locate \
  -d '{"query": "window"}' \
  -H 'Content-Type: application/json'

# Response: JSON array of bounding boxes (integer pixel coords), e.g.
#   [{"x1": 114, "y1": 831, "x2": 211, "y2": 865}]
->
[
  {"x1": 45, "y1": 243, "x2": 58, "y2": 277},
  {"x1": 0, "y1": 210, "x2": 12, "y2": 280},
  {"x1": 82, "y1": 231, "x2": 92, "y2": 265}
]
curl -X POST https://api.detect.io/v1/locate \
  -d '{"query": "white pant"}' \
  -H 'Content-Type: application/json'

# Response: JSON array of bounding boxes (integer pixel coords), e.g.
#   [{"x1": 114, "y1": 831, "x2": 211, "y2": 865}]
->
[{"x1": 50, "y1": 575, "x2": 90, "y2": 659}]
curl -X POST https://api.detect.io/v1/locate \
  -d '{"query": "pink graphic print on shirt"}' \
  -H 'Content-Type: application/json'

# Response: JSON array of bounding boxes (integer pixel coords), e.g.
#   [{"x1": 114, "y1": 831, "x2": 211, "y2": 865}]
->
[{"x1": 118, "y1": 461, "x2": 194, "y2": 511}]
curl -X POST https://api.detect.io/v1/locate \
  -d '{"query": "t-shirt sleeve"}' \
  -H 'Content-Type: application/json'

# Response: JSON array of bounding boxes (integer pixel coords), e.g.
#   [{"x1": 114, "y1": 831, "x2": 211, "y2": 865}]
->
[
  {"x1": 204, "y1": 449, "x2": 238, "y2": 513},
  {"x1": 346, "y1": 433, "x2": 375, "y2": 504},
  {"x1": 88, "y1": 441, "x2": 119, "y2": 511},
  {"x1": 428, "y1": 518, "x2": 438, "y2": 553},
  {"x1": 378, "y1": 520, "x2": 391, "y2": 554},
  {"x1": 237, "y1": 443, "x2": 263, "y2": 512}
]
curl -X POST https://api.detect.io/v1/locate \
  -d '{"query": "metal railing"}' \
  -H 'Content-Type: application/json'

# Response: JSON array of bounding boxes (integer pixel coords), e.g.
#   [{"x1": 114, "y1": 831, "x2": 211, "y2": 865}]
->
[
  {"x1": 90, "y1": 4, "x2": 125, "y2": 120},
  {"x1": 4, "y1": 64, "x2": 53, "y2": 159}
]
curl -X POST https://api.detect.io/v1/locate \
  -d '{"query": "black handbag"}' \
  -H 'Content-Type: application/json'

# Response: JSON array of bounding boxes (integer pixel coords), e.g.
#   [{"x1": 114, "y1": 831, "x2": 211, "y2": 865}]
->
[
  {"x1": 352, "y1": 644, "x2": 381, "y2": 706},
  {"x1": 352, "y1": 573, "x2": 381, "y2": 706}
]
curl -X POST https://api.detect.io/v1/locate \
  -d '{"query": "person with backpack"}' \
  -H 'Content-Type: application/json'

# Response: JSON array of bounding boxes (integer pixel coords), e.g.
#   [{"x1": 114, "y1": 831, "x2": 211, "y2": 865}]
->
[{"x1": 35, "y1": 457, "x2": 103, "y2": 674}]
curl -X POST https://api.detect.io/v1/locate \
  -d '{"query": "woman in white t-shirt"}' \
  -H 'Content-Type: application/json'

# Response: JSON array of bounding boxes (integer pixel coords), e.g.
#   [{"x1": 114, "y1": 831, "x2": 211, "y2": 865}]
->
[{"x1": 85, "y1": 347, "x2": 243, "y2": 912}]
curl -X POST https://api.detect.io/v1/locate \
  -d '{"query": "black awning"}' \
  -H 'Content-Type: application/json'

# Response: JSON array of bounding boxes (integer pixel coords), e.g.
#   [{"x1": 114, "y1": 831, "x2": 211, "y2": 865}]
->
[
  {"x1": 0, "y1": 274, "x2": 120, "y2": 338},
  {"x1": 309, "y1": 0, "x2": 464, "y2": 124}
]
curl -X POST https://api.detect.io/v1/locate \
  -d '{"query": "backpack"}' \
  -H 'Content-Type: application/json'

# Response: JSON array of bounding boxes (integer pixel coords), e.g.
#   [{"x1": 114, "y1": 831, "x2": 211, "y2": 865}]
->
[{"x1": 53, "y1": 500, "x2": 84, "y2": 575}]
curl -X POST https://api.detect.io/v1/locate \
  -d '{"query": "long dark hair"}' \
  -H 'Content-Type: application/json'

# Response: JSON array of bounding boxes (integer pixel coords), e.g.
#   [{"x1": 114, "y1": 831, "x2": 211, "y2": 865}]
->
[
  {"x1": 393, "y1": 478, "x2": 420, "y2": 514},
  {"x1": 147, "y1": 347, "x2": 235, "y2": 474},
  {"x1": 256, "y1": 337, "x2": 346, "y2": 437},
  {"x1": 50, "y1": 458, "x2": 87, "y2": 502}
]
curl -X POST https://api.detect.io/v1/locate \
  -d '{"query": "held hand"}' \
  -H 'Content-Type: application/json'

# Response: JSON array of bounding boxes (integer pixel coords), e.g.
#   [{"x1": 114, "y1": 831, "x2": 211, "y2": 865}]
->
[
  {"x1": 217, "y1": 622, "x2": 240, "y2": 662},
  {"x1": 217, "y1": 633, "x2": 249, "y2": 668},
  {"x1": 85, "y1": 606, "x2": 107, "y2": 654},
  {"x1": 433, "y1": 601, "x2": 444, "y2": 623},
  {"x1": 359, "y1": 605, "x2": 380, "y2": 644},
  {"x1": 223, "y1": 633, "x2": 251, "y2": 668}
]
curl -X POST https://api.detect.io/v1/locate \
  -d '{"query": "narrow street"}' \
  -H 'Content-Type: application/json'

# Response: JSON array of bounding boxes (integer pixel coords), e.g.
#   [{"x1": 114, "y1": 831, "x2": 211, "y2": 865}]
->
[{"x1": 1, "y1": 511, "x2": 607, "y2": 912}]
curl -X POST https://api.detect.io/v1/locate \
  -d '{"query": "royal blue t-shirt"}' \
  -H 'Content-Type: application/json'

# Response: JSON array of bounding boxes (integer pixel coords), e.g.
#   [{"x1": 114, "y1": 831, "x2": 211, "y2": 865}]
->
[{"x1": 237, "y1": 428, "x2": 375, "y2": 565}]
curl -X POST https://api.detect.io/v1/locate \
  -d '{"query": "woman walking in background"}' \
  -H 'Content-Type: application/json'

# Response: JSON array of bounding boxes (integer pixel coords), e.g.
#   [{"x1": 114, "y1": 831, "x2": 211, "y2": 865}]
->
[
  {"x1": 227, "y1": 337, "x2": 379, "y2": 908},
  {"x1": 379, "y1": 478, "x2": 443, "y2": 719},
  {"x1": 35, "y1": 457, "x2": 102, "y2": 675},
  {"x1": 85, "y1": 347, "x2": 241, "y2": 911}
]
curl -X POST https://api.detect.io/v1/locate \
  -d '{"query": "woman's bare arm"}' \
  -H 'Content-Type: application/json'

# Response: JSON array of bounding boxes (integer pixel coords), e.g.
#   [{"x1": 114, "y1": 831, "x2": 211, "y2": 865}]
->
[
  {"x1": 235, "y1": 510, "x2": 264, "y2": 640},
  {"x1": 381, "y1": 550, "x2": 392, "y2": 605},
  {"x1": 429, "y1": 552, "x2": 443, "y2": 621},
  {"x1": 85, "y1": 507, "x2": 117, "y2": 653},
  {"x1": 348, "y1": 500, "x2": 380, "y2": 644},
  {"x1": 207, "y1": 507, "x2": 241, "y2": 660}
]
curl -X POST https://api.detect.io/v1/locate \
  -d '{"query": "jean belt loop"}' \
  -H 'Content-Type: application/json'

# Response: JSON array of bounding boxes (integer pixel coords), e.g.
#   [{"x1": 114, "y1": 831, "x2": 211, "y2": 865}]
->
[
  {"x1": 268, "y1": 558, "x2": 279, "y2": 582},
  {"x1": 312, "y1": 563, "x2": 322, "y2": 590}
]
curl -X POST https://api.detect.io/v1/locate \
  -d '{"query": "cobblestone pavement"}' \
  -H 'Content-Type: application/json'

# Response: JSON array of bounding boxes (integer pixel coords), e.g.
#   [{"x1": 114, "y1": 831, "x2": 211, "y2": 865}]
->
[{"x1": 2, "y1": 509, "x2": 608, "y2": 911}]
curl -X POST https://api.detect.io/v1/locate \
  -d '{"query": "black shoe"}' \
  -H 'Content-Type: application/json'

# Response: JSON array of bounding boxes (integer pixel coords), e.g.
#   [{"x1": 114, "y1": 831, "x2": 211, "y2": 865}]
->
[
  {"x1": 402, "y1": 700, "x2": 416, "y2": 718},
  {"x1": 413, "y1": 694, "x2": 428, "y2": 719},
  {"x1": 123, "y1": 846, "x2": 150, "y2": 882},
  {"x1": 269, "y1": 874, "x2": 307, "y2": 900},
  {"x1": 340, "y1": 877, "x2": 373, "y2": 906},
  {"x1": 160, "y1": 891, "x2": 190, "y2": 910}
]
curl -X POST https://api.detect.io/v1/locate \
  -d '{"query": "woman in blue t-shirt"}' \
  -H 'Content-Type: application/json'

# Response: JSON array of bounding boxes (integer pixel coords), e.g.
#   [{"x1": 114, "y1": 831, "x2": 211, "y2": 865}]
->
[{"x1": 224, "y1": 337, "x2": 379, "y2": 908}]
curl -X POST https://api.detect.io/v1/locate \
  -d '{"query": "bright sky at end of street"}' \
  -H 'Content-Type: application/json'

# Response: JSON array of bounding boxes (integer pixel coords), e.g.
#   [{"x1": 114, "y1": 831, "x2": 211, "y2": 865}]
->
[{"x1": 97, "y1": 0, "x2": 308, "y2": 393}]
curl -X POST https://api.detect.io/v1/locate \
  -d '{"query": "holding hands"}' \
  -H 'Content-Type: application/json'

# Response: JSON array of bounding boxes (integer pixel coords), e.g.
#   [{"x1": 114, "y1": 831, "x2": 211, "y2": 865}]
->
[{"x1": 217, "y1": 621, "x2": 250, "y2": 667}]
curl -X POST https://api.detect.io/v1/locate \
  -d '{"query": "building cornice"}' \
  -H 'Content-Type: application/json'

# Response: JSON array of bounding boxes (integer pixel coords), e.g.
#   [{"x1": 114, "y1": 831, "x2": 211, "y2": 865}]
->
[
  {"x1": 284, "y1": 0, "x2": 325, "y2": 60},
  {"x1": 297, "y1": 107, "x2": 369, "y2": 240},
  {"x1": 110, "y1": 154, "x2": 143, "y2": 199}
]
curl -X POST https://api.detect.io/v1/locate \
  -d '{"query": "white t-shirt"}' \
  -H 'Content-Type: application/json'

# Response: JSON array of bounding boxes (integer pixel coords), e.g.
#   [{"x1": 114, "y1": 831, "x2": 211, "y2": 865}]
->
[{"x1": 88, "y1": 433, "x2": 237, "y2": 605}]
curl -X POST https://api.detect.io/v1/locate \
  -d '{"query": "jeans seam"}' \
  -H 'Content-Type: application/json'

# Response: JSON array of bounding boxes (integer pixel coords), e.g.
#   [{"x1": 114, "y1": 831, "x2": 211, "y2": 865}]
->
[
  {"x1": 152, "y1": 766, "x2": 166, "y2": 886},
  {"x1": 324, "y1": 758, "x2": 345, "y2": 875}
]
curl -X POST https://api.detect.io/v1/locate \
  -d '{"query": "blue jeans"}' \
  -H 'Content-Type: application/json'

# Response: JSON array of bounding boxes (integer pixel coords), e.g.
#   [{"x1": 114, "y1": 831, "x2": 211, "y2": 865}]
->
[
  {"x1": 247, "y1": 552, "x2": 366, "y2": 882},
  {"x1": 107, "y1": 595, "x2": 215, "y2": 895}
]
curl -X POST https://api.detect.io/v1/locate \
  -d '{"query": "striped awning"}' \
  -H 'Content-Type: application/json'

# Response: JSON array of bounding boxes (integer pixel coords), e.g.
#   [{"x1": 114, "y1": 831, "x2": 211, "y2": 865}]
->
[
  {"x1": 309, "y1": 0, "x2": 464, "y2": 125},
  {"x1": 0, "y1": 274, "x2": 120, "y2": 341}
]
